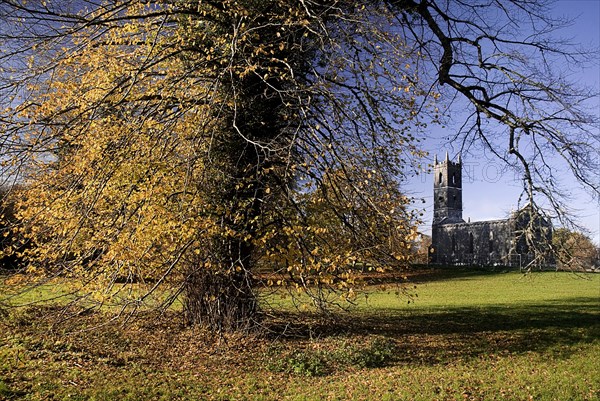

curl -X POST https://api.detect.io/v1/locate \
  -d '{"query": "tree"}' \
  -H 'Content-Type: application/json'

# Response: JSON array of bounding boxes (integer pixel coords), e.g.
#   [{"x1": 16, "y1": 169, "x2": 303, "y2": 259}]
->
[
  {"x1": 411, "y1": 233, "x2": 431, "y2": 266},
  {"x1": 552, "y1": 228, "x2": 598, "y2": 271},
  {"x1": 0, "y1": 0, "x2": 597, "y2": 331},
  {"x1": 0, "y1": 0, "x2": 427, "y2": 330},
  {"x1": 392, "y1": 0, "x2": 599, "y2": 262}
]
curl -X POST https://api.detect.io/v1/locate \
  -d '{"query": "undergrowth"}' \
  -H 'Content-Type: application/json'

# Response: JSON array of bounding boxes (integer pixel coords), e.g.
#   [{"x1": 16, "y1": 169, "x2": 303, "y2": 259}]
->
[{"x1": 265, "y1": 337, "x2": 396, "y2": 376}]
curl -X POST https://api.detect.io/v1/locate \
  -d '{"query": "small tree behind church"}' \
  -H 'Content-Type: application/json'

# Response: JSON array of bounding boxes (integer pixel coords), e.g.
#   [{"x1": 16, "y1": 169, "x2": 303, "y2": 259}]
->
[{"x1": 553, "y1": 229, "x2": 599, "y2": 271}]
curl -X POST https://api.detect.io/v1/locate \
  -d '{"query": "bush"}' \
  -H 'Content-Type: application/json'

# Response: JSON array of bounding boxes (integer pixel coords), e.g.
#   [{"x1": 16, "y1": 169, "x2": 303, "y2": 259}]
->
[
  {"x1": 287, "y1": 350, "x2": 329, "y2": 377},
  {"x1": 338, "y1": 338, "x2": 396, "y2": 368},
  {"x1": 265, "y1": 337, "x2": 397, "y2": 376},
  {"x1": 265, "y1": 346, "x2": 329, "y2": 377}
]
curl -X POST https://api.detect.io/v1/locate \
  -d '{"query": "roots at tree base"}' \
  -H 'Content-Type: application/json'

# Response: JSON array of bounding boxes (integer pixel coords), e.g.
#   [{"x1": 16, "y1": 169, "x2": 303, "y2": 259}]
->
[{"x1": 183, "y1": 267, "x2": 259, "y2": 332}]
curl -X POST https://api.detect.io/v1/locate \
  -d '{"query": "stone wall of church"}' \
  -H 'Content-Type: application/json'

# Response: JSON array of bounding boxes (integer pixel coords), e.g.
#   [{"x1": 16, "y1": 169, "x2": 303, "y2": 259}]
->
[{"x1": 431, "y1": 219, "x2": 515, "y2": 266}]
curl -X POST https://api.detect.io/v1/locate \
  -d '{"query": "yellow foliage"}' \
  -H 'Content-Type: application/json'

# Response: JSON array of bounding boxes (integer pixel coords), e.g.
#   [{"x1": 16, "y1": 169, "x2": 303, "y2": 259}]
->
[{"x1": 6, "y1": 0, "x2": 432, "y2": 313}]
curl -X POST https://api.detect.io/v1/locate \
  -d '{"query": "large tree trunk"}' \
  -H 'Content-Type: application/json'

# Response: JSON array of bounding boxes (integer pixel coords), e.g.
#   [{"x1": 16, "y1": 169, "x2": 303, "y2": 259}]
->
[
  {"x1": 181, "y1": 57, "x2": 287, "y2": 330},
  {"x1": 182, "y1": 179, "x2": 262, "y2": 331},
  {"x1": 182, "y1": 246, "x2": 258, "y2": 332},
  {"x1": 183, "y1": 170, "x2": 262, "y2": 330},
  {"x1": 182, "y1": 134, "x2": 266, "y2": 331}
]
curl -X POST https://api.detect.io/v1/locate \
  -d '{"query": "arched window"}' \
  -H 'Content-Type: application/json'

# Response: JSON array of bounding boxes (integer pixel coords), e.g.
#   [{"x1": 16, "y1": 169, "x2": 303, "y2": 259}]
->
[
  {"x1": 451, "y1": 173, "x2": 456, "y2": 185},
  {"x1": 438, "y1": 172, "x2": 443, "y2": 185},
  {"x1": 451, "y1": 234, "x2": 456, "y2": 253},
  {"x1": 469, "y1": 233, "x2": 474, "y2": 253}
]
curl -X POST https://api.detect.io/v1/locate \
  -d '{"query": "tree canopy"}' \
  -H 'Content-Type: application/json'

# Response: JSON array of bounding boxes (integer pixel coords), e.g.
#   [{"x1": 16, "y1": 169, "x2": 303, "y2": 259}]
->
[
  {"x1": 0, "y1": 0, "x2": 597, "y2": 331},
  {"x1": 552, "y1": 228, "x2": 598, "y2": 271}
]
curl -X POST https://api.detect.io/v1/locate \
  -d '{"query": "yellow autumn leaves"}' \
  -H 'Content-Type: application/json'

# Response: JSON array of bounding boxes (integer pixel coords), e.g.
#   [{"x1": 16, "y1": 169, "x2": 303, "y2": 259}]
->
[{"x1": 3, "y1": 0, "x2": 431, "y2": 311}]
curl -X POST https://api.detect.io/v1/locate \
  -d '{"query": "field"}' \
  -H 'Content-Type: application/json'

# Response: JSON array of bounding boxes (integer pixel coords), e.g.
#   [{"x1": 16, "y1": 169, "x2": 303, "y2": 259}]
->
[{"x1": 0, "y1": 270, "x2": 599, "y2": 400}]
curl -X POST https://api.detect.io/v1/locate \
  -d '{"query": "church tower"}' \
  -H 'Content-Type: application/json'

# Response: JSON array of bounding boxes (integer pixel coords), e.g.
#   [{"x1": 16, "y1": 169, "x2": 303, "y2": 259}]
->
[{"x1": 433, "y1": 152, "x2": 464, "y2": 225}]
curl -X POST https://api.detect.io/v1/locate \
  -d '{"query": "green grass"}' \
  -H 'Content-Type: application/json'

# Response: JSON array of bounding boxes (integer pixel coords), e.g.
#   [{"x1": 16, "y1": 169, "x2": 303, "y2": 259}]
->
[
  {"x1": 1, "y1": 270, "x2": 598, "y2": 400},
  {"x1": 359, "y1": 270, "x2": 599, "y2": 307}
]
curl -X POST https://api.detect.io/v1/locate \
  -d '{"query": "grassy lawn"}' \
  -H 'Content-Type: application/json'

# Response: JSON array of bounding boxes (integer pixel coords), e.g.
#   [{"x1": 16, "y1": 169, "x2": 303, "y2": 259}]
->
[{"x1": 0, "y1": 270, "x2": 598, "y2": 400}]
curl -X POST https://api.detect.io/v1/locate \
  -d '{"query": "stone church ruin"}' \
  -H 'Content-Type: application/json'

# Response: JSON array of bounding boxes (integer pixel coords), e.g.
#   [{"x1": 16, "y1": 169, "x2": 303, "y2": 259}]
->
[{"x1": 430, "y1": 153, "x2": 552, "y2": 267}]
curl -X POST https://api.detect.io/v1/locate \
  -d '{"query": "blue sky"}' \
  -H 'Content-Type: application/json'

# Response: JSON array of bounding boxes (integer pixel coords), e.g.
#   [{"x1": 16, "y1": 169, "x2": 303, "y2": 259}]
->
[{"x1": 407, "y1": 0, "x2": 600, "y2": 245}]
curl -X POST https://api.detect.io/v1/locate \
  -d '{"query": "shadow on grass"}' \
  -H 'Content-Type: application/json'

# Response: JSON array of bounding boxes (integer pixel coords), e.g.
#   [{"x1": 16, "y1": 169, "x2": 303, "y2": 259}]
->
[
  {"x1": 2, "y1": 295, "x2": 598, "y2": 372},
  {"x1": 266, "y1": 296, "x2": 600, "y2": 364},
  {"x1": 405, "y1": 267, "x2": 527, "y2": 283},
  {"x1": 357, "y1": 266, "x2": 513, "y2": 285}
]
